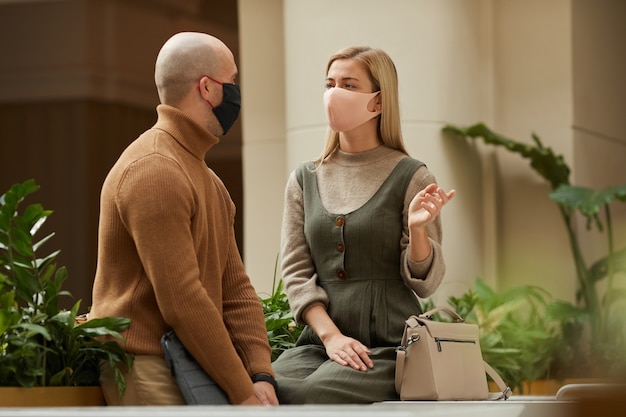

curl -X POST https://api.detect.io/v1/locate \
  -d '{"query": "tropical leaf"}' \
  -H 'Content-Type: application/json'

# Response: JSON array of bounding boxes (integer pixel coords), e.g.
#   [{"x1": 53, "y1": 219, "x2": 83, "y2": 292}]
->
[
  {"x1": 589, "y1": 248, "x2": 626, "y2": 283},
  {"x1": 550, "y1": 184, "x2": 626, "y2": 230},
  {"x1": 443, "y1": 122, "x2": 571, "y2": 189}
]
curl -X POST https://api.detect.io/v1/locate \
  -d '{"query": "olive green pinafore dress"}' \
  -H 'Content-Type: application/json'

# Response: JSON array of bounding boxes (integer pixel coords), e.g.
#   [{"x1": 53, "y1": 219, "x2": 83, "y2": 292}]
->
[{"x1": 272, "y1": 157, "x2": 426, "y2": 404}]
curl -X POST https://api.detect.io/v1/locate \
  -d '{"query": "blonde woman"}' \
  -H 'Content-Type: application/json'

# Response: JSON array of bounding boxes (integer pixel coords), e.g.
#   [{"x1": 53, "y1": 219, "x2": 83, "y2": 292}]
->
[{"x1": 273, "y1": 46, "x2": 456, "y2": 403}]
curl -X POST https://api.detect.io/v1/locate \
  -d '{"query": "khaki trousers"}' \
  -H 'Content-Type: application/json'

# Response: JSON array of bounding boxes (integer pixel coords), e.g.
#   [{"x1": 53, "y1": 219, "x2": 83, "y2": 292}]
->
[{"x1": 99, "y1": 355, "x2": 186, "y2": 405}]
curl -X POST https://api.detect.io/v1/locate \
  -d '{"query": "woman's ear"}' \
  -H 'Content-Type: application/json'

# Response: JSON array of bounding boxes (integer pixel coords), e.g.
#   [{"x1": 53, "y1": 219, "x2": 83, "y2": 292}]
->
[
  {"x1": 375, "y1": 92, "x2": 382, "y2": 112},
  {"x1": 368, "y1": 92, "x2": 382, "y2": 112}
]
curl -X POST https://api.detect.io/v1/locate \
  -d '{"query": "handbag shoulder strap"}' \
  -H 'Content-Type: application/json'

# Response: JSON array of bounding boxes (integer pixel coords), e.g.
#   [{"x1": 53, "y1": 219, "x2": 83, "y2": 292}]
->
[
  {"x1": 395, "y1": 348, "x2": 406, "y2": 394},
  {"x1": 395, "y1": 315, "x2": 417, "y2": 394},
  {"x1": 419, "y1": 306, "x2": 464, "y2": 322},
  {"x1": 484, "y1": 361, "x2": 512, "y2": 400}
]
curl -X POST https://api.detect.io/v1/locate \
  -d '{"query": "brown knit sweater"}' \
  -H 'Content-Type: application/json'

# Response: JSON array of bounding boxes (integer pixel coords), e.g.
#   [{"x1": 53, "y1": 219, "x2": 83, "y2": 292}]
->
[{"x1": 90, "y1": 104, "x2": 273, "y2": 404}]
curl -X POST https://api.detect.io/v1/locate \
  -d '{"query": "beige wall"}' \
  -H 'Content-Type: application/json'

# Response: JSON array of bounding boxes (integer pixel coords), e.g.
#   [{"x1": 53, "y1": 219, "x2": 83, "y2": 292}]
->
[{"x1": 240, "y1": 0, "x2": 625, "y2": 304}]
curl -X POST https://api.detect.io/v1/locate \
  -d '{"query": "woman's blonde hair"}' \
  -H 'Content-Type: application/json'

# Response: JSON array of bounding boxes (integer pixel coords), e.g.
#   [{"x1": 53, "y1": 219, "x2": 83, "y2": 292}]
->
[{"x1": 316, "y1": 46, "x2": 408, "y2": 163}]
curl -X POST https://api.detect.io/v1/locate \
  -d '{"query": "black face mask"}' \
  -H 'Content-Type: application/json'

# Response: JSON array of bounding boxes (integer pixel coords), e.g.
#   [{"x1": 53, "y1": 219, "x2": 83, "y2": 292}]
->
[{"x1": 212, "y1": 83, "x2": 241, "y2": 135}]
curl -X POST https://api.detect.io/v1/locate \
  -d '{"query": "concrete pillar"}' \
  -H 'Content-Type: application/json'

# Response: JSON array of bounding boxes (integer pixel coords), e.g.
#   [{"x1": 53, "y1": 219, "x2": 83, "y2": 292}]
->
[
  {"x1": 491, "y1": 0, "x2": 575, "y2": 299},
  {"x1": 238, "y1": 0, "x2": 287, "y2": 294},
  {"x1": 572, "y1": 0, "x2": 626, "y2": 265}
]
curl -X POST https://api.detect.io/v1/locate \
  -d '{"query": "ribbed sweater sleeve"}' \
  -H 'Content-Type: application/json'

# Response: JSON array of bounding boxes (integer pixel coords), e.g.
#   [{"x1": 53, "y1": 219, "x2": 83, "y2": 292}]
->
[{"x1": 218, "y1": 181, "x2": 275, "y2": 378}]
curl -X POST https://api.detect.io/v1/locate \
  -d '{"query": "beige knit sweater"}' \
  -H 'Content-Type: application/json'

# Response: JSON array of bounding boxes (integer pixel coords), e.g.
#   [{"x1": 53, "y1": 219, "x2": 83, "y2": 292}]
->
[{"x1": 90, "y1": 105, "x2": 273, "y2": 404}]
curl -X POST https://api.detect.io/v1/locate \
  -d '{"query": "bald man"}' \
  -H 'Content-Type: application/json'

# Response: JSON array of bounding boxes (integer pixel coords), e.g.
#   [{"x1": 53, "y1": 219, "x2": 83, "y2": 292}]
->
[{"x1": 90, "y1": 32, "x2": 278, "y2": 406}]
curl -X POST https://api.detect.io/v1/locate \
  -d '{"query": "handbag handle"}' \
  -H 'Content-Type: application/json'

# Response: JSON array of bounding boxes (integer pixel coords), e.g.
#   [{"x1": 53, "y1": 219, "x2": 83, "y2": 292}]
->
[{"x1": 419, "y1": 306, "x2": 464, "y2": 322}]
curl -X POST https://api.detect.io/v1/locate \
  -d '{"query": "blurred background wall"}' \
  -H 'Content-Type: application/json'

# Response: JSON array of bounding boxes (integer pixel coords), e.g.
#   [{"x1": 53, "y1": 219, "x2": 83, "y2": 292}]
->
[{"x1": 0, "y1": 0, "x2": 624, "y2": 310}]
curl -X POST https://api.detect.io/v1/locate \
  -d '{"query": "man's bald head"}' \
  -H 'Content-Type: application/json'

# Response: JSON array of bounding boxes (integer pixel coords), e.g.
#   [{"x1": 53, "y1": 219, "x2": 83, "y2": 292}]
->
[{"x1": 154, "y1": 32, "x2": 232, "y2": 106}]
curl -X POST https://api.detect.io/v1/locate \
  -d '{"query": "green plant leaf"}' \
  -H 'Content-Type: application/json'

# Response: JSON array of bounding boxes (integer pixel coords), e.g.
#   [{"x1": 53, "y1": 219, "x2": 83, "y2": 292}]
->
[
  {"x1": 32, "y1": 233, "x2": 55, "y2": 256},
  {"x1": 8, "y1": 227, "x2": 34, "y2": 258},
  {"x1": 48, "y1": 368, "x2": 74, "y2": 387},
  {"x1": 546, "y1": 300, "x2": 588, "y2": 323},
  {"x1": 550, "y1": 185, "x2": 626, "y2": 214},
  {"x1": 15, "y1": 323, "x2": 52, "y2": 341},
  {"x1": 443, "y1": 123, "x2": 571, "y2": 189},
  {"x1": 589, "y1": 248, "x2": 626, "y2": 283},
  {"x1": 76, "y1": 317, "x2": 131, "y2": 340},
  {"x1": 550, "y1": 184, "x2": 626, "y2": 229}
]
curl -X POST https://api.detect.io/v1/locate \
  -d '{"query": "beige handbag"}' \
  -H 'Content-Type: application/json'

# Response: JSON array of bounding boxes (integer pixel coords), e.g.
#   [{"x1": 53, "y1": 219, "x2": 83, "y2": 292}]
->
[{"x1": 395, "y1": 306, "x2": 512, "y2": 401}]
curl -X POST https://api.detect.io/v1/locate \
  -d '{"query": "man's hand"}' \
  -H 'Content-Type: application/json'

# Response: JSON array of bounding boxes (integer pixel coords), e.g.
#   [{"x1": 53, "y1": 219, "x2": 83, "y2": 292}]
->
[
  {"x1": 253, "y1": 381, "x2": 279, "y2": 405},
  {"x1": 239, "y1": 381, "x2": 278, "y2": 405},
  {"x1": 240, "y1": 394, "x2": 262, "y2": 405}
]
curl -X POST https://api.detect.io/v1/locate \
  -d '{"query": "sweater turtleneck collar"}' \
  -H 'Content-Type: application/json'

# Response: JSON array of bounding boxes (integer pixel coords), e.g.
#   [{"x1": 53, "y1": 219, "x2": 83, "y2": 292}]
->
[
  {"x1": 331, "y1": 145, "x2": 398, "y2": 167},
  {"x1": 153, "y1": 104, "x2": 220, "y2": 160}
]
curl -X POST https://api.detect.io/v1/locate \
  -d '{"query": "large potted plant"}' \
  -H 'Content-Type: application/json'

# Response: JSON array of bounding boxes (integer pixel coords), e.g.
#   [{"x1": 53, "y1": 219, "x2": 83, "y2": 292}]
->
[
  {"x1": 0, "y1": 179, "x2": 133, "y2": 406},
  {"x1": 442, "y1": 123, "x2": 626, "y2": 382}
]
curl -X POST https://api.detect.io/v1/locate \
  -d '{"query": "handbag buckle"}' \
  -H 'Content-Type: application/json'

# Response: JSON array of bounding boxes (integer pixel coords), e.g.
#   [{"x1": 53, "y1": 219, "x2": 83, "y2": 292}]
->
[
  {"x1": 407, "y1": 334, "x2": 420, "y2": 346},
  {"x1": 397, "y1": 334, "x2": 421, "y2": 352}
]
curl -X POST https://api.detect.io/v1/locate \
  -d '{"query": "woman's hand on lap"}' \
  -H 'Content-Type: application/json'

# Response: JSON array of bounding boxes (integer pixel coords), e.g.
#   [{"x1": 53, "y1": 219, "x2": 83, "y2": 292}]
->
[{"x1": 324, "y1": 333, "x2": 373, "y2": 372}]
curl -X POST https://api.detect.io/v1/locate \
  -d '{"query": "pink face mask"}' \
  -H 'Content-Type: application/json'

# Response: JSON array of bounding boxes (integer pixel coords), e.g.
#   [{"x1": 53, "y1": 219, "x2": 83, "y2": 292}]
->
[{"x1": 323, "y1": 88, "x2": 381, "y2": 132}]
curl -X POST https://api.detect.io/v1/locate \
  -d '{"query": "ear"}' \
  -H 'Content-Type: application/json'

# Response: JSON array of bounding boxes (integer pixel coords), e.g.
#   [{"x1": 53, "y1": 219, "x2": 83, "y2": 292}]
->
[
  {"x1": 375, "y1": 92, "x2": 382, "y2": 112},
  {"x1": 198, "y1": 76, "x2": 211, "y2": 98}
]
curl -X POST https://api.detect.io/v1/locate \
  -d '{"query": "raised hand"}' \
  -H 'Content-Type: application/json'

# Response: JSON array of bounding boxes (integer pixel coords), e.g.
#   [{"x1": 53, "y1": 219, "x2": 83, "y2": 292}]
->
[{"x1": 408, "y1": 183, "x2": 456, "y2": 230}]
